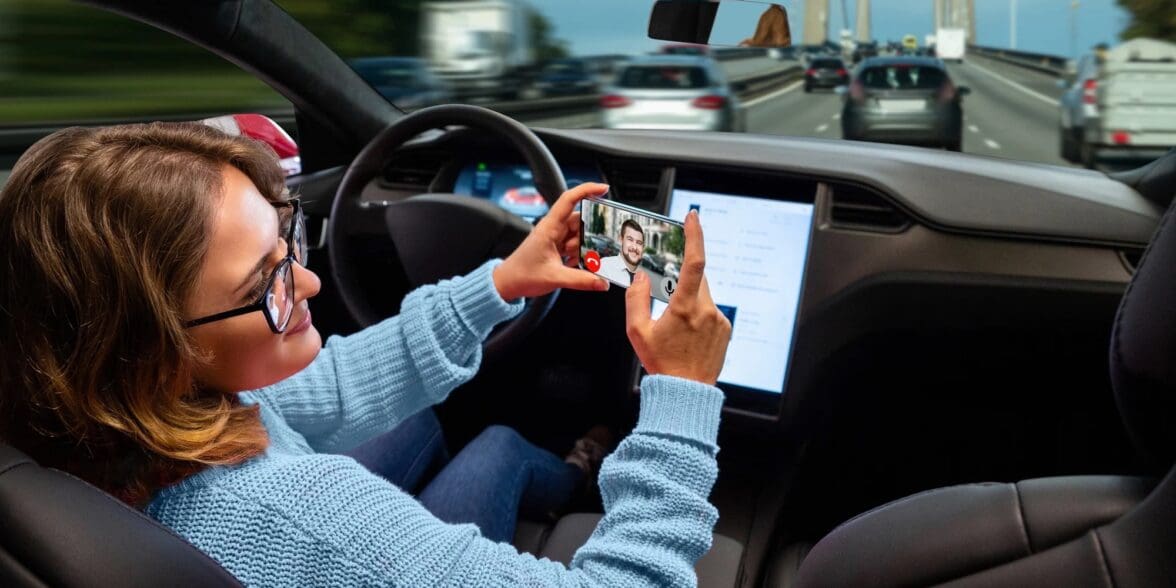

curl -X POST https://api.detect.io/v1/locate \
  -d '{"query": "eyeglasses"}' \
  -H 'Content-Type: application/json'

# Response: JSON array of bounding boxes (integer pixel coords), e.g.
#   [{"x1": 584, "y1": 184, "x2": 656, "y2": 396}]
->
[{"x1": 186, "y1": 199, "x2": 306, "y2": 334}]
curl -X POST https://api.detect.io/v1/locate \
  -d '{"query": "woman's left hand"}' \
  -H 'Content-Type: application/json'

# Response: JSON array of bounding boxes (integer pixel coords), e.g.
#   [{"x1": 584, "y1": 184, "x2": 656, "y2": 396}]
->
[{"x1": 493, "y1": 182, "x2": 612, "y2": 301}]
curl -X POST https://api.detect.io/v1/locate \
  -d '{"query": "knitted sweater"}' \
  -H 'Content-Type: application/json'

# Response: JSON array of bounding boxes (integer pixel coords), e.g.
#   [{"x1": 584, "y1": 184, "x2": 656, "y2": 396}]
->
[{"x1": 147, "y1": 260, "x2": 726, "y2": 587}]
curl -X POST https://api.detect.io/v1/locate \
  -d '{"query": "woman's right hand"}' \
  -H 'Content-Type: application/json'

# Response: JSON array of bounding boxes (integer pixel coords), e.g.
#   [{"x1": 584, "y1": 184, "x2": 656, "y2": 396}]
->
[{"x1": 625, "y1": 210, "x2": 732, "y2": 385}]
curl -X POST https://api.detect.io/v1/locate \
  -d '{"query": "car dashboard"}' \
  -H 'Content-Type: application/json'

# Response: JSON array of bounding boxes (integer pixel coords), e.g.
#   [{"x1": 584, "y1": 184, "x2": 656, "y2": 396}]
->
[{"x1": 330, "y1": 126, "x2": 1160, "y2": 424}]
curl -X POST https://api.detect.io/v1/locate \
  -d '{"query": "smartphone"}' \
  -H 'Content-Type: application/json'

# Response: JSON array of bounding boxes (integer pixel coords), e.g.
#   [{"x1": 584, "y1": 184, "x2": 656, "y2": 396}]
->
[{"x1": 579, "y1": 197, "x2": 685, "y2": 302}]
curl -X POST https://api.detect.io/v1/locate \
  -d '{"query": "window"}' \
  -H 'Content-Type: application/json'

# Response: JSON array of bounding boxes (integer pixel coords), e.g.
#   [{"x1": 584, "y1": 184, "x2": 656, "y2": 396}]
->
[
  {"x1": 618, "y1": 66, "x2": 709, "y2": 89},
  {"x1": 0, "y1": 0, "x2": 289, "y2": 127}
]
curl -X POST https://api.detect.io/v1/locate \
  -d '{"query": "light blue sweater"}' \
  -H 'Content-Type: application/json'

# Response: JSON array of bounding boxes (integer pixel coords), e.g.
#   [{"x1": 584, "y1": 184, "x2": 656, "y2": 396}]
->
[{"x1": 147, "y1": 260, "x2": 726, "y2": 587}]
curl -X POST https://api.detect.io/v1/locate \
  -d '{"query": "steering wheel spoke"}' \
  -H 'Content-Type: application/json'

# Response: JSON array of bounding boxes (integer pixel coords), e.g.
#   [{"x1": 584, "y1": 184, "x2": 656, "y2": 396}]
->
[{"x1": 328, "y1": 105, "x2": 567, "y2": 358}]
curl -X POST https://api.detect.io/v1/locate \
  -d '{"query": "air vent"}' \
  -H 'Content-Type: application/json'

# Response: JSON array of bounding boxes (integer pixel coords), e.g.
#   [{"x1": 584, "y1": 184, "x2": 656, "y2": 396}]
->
[
  {"x1": 829, "y1": 184, "x2": 910, "y2": 232},
  {"x1": 603, "y1": 161, "x2": 664, "y2": 203},
  {"x1": 382, "y1": 151, "x2": 448, "y2": 190}
]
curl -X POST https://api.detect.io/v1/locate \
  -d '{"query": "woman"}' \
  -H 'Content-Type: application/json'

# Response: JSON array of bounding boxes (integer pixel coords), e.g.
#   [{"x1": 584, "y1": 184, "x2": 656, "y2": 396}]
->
[
  {"x1": 0, "y1": 122, "x2": 732, "y2": 586},
  {"x1": 741, "y1": 4, "x2": 792, "y2": 48}
]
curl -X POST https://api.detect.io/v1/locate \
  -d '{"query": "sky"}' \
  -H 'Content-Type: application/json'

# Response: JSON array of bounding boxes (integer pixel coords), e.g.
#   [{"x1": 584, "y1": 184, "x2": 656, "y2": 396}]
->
[{"x1": 535, "y1": 0, "x2": 1131, "y2": 59}]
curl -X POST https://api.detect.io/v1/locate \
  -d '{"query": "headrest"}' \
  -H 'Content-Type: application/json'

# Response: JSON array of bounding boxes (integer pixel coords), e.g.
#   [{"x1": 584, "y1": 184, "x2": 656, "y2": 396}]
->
[
  {"x1": 1110, "y1": 158, "x2": 1176, "y2": 469},
  {"x1": 0, "y1": 443, "x2": 241, "y2": 587}
]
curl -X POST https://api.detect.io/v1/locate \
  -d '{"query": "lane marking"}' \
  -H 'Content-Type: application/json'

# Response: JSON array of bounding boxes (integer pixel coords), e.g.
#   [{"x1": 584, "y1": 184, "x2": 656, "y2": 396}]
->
[
  {"x1": 832, "y1": 113, "x2": 841, "y2": 120},
  {"x1": 968, "y1": 124, "x2": 980, "y2": 133},
  {"x1": 984, "y1": 138, "x2": 1002, "y2": 150},
  {"x1": 816, "y1": 123, "x2": 829, "y2": 132},
  {"x1": 964, "y1": 60, "x2": 1059, "y2": 106},
  {"x1": 742, "y1": 79, "x2": 805, "y2": 107}
]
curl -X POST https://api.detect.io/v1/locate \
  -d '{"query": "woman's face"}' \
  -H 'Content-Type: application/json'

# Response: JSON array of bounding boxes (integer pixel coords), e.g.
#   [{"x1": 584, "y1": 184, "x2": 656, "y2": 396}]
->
[{"x1": 187, "y1": 165, "x2": 322, "y2": 393}]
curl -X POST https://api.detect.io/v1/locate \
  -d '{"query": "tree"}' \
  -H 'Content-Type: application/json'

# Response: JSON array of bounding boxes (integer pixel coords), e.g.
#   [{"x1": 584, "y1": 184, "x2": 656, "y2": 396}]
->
[
  {"x1": 1117, "y1": 0, "x2": 1176, "y2": 42},
  {"x1": 591, "y1": 205, "x2": 606, "y2": 235},
  {"x1": 529, "y1": 10, "x2": 569, "y2": 62},
  {"x1": 662, "y1": 226, "x2": 685, "y2": 260}
]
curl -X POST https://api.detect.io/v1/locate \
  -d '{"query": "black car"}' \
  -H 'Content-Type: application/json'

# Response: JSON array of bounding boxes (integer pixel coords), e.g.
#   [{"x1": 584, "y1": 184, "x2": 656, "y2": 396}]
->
[
  {"x1": 349, "y1": 57, "x2": 451, "y2": 111},
  {"x1": 535, "y1": 58, "x2": 598, "y2": 97},
  {"x1": 852, "y1": 41, "x2": 879, "y2": 64},
  {"x1": 840, "y1": 57, "x2": 969, "y2": 150},
  {"x1": 583, "y1": 234, "x2": 619, "y2": 258},
  {"x1": 804, "y1": 58, "x2": 849, "y2": 93}
]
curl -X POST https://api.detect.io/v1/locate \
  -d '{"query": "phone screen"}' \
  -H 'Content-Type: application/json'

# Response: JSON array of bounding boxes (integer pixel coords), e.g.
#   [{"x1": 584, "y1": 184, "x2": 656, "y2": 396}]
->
[{"x1": 579, "y1": 198, "x2": 685, "y2": 302}]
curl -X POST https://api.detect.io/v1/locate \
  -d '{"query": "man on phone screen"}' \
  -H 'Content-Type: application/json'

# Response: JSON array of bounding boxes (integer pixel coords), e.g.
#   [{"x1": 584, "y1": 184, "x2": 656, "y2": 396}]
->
[{"x1": 597, "y1": 219, "x2": 645, "y2": 286}]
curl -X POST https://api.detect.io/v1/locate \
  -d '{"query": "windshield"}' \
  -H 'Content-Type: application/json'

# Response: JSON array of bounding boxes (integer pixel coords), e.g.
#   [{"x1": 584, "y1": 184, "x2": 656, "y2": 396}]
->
[
  {"x1": 282, "y1": 0, "x2": 1172, "y2": 171},
  {"x1": 2, "y1": 0, "x2": 1170, "y2": 172},
  {"x1": 860, "y1": 65, "x2": 946, "y2": 90},
  {"x1": 618, "y1": 66, "x2": 710, "y2": 89}
]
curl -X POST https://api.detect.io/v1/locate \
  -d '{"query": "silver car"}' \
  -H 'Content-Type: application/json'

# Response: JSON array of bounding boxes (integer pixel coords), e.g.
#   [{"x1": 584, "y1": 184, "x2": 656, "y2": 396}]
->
[{"x1": 600, "y1": 55, "x2": 743, "y2": 132}]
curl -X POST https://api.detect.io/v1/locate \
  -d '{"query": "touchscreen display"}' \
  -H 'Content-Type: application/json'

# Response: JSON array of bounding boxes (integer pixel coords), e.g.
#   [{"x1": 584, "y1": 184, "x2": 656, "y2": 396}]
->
[{"x1": 652, "y1": 190, "x2": 814, "y2": 395}]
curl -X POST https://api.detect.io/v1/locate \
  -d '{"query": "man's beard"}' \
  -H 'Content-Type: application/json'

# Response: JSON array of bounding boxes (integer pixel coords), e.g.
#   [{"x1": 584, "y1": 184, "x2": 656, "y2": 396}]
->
[{"x1": 623, "y1": 250, "x2": 641, "y2": 266}]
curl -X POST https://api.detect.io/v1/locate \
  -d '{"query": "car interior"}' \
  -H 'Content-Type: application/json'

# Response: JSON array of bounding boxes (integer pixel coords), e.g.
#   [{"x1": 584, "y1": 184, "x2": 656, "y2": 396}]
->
[{"x1": 1, "y1": 1, "x2": 1175, "y2": 587}]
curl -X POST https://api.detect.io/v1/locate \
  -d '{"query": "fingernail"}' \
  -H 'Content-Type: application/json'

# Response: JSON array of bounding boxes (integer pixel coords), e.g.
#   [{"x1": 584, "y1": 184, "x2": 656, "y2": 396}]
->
[{"x1": 598, "y1": 278, "x2": 610, "y2": 291}]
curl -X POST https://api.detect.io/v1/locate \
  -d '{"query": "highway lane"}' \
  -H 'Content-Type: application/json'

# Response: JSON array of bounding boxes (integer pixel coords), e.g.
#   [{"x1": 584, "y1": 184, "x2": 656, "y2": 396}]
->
[
  {"x1": 529, "y1": 54, "x2": 1079, "y2": 169},
  {"x1": 743, "y1": 55, "x2": 1072, "y2": 167}
]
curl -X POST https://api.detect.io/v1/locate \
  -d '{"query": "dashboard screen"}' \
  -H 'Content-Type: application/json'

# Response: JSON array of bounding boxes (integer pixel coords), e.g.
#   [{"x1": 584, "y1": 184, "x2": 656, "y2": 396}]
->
[
  {"x1": 653, "y1": 189, "x2": 814, "y2": 395},
  {"x1": 452, "y1": 162, "x2": 602, "y2": 220}
]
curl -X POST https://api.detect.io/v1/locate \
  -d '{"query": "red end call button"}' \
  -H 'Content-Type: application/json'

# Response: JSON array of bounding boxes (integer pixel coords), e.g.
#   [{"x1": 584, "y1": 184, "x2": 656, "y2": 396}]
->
[{"x1": 584, "y1": 250, "x2": 601, "y2": 273}]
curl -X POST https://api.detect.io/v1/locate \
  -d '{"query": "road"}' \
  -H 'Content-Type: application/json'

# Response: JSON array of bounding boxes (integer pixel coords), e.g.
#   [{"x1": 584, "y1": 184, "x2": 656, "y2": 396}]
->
[
  {"x1": 528, "y1": 53, "x2": 1077, "y2": 169},
  {"x1": 743, "y1": 53, "x2": 1070, "y2": 167}
]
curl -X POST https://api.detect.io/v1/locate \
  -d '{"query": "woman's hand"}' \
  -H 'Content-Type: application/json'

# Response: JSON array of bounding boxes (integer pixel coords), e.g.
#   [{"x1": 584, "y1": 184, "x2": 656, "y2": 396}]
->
[
  {"x1": 624, "y1": 211, "x2": 732, "y2": 385},
  {"x1": 492, "y1": 182, "x2": 611, "y2": 301}
]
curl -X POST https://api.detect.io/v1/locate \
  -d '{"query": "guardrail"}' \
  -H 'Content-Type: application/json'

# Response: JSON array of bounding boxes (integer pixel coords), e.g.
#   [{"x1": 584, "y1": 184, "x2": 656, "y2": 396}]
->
[{"x1": 969, "y1": 45, "x2": 1069, "y2": 76}]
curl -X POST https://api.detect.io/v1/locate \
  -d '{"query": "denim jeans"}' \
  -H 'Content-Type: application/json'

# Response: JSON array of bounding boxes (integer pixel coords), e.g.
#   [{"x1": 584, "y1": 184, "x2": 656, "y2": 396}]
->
[{"x1": 345, "y1": 410, "x2": 584, "y2": 542}]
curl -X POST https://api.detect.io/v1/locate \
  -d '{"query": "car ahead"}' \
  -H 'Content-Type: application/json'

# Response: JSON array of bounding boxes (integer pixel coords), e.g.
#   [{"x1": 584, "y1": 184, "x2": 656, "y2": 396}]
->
[
  {"x1": 851, "y1": 41, "x2": 879, "y2": 64},
  {"x1": 658, "y1": 43, "x2": 709, "y2": 56},
  {"x1": 804, "y1": 57, "x2": 849, "y2": 93},
  {"x1": 349, "y1": 57, "x2": 451, "y2": 111},
  {"x1": 534, "y1": 58, "x2": 599, "y2": 97},
  {"x1": 600, "y1": 55, "x2": 743, "y2": 132},
  {"x1": 840, "y1": 56, "x2": 969, "y2": 151},
  {"x1": 1059, "y1": 38, "x2": 1176, "y2": 169},
  {"x1": 583, "y1": 234, "x2": 620, "y2": 258}
]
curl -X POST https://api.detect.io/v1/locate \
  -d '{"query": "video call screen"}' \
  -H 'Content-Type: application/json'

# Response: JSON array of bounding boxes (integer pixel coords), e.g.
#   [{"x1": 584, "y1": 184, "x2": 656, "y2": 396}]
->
[
  {"x1": 579, "y1": 198, "x2": 685, "y2": 303},
  {"x1": 652, "y1": 190, "x2": 814, "y2": 395}
]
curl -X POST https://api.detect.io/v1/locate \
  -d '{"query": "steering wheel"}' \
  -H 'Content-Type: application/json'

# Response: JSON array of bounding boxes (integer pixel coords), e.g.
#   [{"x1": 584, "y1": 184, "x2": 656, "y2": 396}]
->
[{"x1": 328, "y1": 105, "x2": 567, "y2": 360}]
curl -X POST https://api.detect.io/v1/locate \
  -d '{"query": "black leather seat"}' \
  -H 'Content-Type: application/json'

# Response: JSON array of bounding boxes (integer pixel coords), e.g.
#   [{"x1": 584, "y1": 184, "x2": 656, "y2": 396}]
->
[
  {"x1": 0, "y1": 443, "x2": 242, "y2": 587},
  {"x1": 767, "y1": 172, "x2": 1176, "y2": 587}
]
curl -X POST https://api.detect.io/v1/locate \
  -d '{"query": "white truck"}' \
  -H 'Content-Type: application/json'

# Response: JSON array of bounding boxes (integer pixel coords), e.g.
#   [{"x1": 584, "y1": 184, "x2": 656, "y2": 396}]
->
[
  {"x1": 421, "y1": 0, "x2": 535, "y2": 101},
  {"x1": 1060, "y1": 38, "x2": 1176, "y2": 168},
  {"x1": 935, "y1": 28, "x2": 966, "y2": 62}
]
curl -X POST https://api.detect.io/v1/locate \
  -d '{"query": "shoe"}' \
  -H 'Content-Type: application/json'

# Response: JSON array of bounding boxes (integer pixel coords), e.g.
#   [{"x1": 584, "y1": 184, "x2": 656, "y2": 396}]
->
[{"x1": 564, "y1": 425, "x2": 614, "y2": 478}]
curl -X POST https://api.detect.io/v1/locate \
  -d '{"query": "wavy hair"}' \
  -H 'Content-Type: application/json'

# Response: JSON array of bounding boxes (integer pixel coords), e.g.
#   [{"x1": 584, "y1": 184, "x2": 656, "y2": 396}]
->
[{"x1": 0, "y1": 122, "x2": 285, "y2": 506}]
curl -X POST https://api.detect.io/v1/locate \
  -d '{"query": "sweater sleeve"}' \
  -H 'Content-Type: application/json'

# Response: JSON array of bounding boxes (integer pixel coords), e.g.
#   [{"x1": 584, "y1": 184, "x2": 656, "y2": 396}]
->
[
  {"x1": 242, "y1": 259, "x2": 523, "y2": 453},
  {"x1": 161, "y1": 375, "x2": 725, "y2": 588}
]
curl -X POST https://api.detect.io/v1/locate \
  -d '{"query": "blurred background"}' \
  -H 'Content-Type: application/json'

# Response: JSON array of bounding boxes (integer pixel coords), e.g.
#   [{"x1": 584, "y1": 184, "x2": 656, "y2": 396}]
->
[{"x1": 1, "y1": 0, "x2": 1172, "y2": 172}]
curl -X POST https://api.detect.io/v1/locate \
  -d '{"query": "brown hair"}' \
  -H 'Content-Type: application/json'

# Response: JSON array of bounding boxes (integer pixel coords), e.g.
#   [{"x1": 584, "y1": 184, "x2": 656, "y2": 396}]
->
[
  {"x1": 621, "y1": 218, "x2": 645, "y2": 242},
  {"x1": 742, "y1": 4, "x2": 792, "y2": 48},
  {"x1": 0, "y1": 122, "x2": 285, "y2": 506}
]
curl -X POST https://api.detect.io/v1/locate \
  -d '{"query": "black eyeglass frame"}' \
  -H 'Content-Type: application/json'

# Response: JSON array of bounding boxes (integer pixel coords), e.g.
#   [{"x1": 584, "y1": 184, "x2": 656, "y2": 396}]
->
[{"x1": 185, "y1": 199, "x2": 305, "y2": 334}]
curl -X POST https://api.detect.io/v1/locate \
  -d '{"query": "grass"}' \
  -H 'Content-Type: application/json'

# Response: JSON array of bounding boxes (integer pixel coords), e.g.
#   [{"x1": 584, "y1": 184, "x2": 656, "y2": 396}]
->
[{"x1": 0, "y1": 72, "x2": 292, "y2": 125}]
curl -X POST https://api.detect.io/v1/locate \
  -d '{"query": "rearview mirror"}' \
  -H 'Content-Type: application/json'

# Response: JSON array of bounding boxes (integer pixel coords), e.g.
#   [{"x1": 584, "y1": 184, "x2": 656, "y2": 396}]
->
[{"x1": 648, "y1": 0, "x2": 793, "y2": 48}]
